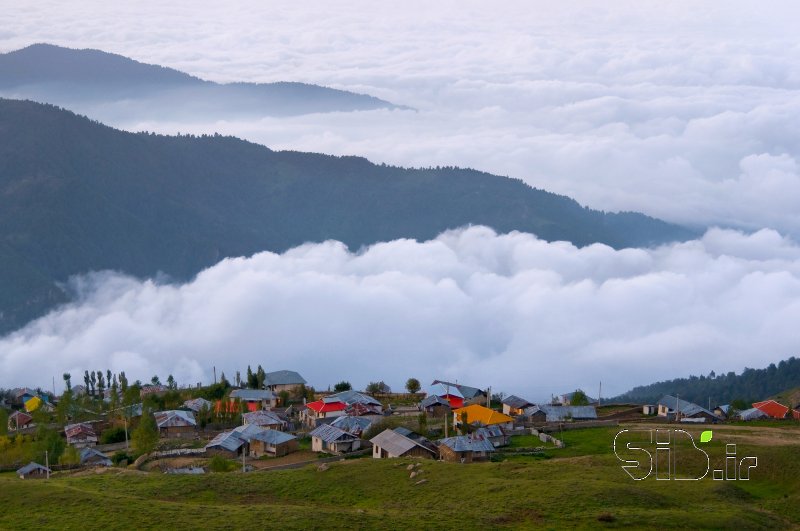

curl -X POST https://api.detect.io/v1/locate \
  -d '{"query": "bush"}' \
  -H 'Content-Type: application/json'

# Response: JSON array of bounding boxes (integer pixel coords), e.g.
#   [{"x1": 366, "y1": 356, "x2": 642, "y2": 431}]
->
[
  {"x1": 100, "y1": 426, "x2": 128, "y2": 444},
  {"x1": 208, "y1": 455, "x2": 237, "y2": 472},
  {"x1": 111, "y1": 451, "x2": 133, "y2": 466}
]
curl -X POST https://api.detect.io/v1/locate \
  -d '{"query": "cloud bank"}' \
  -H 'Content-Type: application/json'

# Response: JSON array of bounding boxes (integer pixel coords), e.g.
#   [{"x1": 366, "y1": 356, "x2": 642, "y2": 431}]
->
[
  {"x1": 3, "y1": 1, "x2": 800, "y2": 235},
  {"x1": 2, "y1": 227, "x2": 798, "y2": 400}
]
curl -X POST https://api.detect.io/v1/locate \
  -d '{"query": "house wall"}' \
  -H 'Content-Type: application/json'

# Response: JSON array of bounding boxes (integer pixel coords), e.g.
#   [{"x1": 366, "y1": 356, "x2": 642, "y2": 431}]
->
[
  {"x1": 205, "y1": 446, "x2": 241, "y2": 458},
  {"x1": 161, "y1": 426, "x2": 196, "y2": 438},
  {"x1": 657, "y1": 404, "x2": 671, "y2": 417},
  {"x1": 19, "y1": 469, "x2": 47, "y2": 479}
]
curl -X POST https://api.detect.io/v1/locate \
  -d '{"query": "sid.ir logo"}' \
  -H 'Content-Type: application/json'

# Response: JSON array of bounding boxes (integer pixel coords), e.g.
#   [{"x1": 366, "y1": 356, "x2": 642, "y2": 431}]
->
[{"x1": 613, "y1": 429, "x2": 758, "y2": 481}]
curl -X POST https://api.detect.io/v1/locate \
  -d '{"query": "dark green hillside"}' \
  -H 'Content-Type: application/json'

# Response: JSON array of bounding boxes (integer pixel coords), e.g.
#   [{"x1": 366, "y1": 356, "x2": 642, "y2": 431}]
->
[{"x1": 0, "y1": 99, "x2": 695, "y2": 333}]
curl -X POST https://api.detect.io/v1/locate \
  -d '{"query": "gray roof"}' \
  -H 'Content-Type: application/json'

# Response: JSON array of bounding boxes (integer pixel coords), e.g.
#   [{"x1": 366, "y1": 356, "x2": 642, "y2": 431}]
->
[
  {"x1": 432, "y1": 380, "x2": 485, "y2": 399},
  {"x1": 251, "y1": 428, "x2": 296, "y2": 445},
  {"x1": 474, "y1": 425, "x2": 505, "y2": 439},
  {"x1": 370, "y1": 428, "x2": 438, "y2": 457},
  {"x1": 264, "y1": 370, "x2": 307, "y2": 387},
  {"x1": 502, "y1": 395, "x2": 533, "y2": 409},
  {"x1": 229, "y1": 389, "x2": 277, "y2": 401},
  {"x1": 17, "y1": 462, "x2": 50, "y2": 475},
  {"x1": 324, "y1": 390, "x2": 382, "y2": 407},
  {"x1": 427, "y1": 383, "x2": 464, "y2": 399},
  {"x1": 243, "y1": 410, "x2": 285, "y2": 427},
  {"x1": 561, "y1": 391, "x2": 598, "y2": 403},
  {"x1": 79, "y1": 447, "x2": 112, "y2": 466},
  {"x1": 231, "y1": 423, "x2": 268, "y2": 442},
  {"x1": 420, "y1": 395, "x2": 450, "y2": 409},
  {"x1": 310, "y1": 423, "x2": 358, "y2": 444},
  {"x1": 657, "y1": 395, "x2": 717, "y2": 419},
  {"x1": 154, "y1": 410, "x2": 197, "y2": 428},
  {"x1": 330, "y1": 415, "x2": 373, "y2": 435},
  {"x1": 438, "y1": 434, "x2": 495, "y2": 453},
  {"x1": 205, "y1": 431, "x2": 246, "y2": 452},
  {"x1": 183, "y1": 398, "x2": 212, "y2": 412},
  {"x1": 524, "y1": 404, "x2": 597, "y2": 422},
  {"x1": 738, "y1": 407, "x2": 768, "y2": 421}
]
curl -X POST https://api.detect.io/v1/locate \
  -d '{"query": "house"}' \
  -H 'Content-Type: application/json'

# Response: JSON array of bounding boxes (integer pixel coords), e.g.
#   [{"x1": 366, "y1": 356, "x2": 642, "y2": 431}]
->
[
  {"x1": 502, "y1": 395, "x2": 534, "y2": 416},
  {"x1": 154, "y1": 410, "x2": 197, "y2": 438},
  {"x1": 713, "y1": 405, "x2": 731, "y2": 418},
  {"x1": 656, "y1": 396, "x2": 719, "y2": 422},
  {"x1": 183, "y1": 397, "x2": 212, "y2": 413},
  {"x1": 16, "y1": 462, "x2": 50, "y2": 479},
  {"x1": 738, "y1": 407, "x2": 768, "y2": 421},
  {"x1": 263, "y1": 370, "x2": 307, "y2": 394},
  {"x1": 64, "y1": 423, "x2": 98, "y2": 448},
  {"x1": 752, "y1": 400, "x2": 789, "y2": 419},
  {"x1": 431, "y1": 380, "x2": 486, "y2": 405},
  {"x1": 427, "y1": 383, "x2": 465, "y2": 409},
  {"x1": 453, "y1": 404, "x2": 514, "y2": 430},
  {"x1": 249, "y1": 429, "x2": 298, "y2": 457},
  {"x1": 326, "y1": 390, "x2": 383, "y2": 411},
  {"x1": 330, "y1": 415, "x2": 373, "y2": 437},
  {"x1": 7, "y1": 411, "x2": 34, "y2": 431},
  {"x1": 23, "y1": 395, "x2": 43, "y2": 413},
  {"x1": 523, "y1": 404, "x2": 598, "y2": 423},
  {"x1": 229, "y1": 389, "x2": 278, "y2": 410},
  {"x1": 473, "y1": 425, "x2": 509, "y2": 448},
  {"x1": 302, "y1": 398, "x2": 347, "y2": 428},
  {"x1": 205, "y1": 430, "x2": 247, "y2": 458},
  {"x1": 12, "y1": 388, "x2": 37, "y2": 407},
  {"x1": 420, "y1": 394, "x2": 451, "y2": 417},
  {"x1": 557, "y1": 391, "x2": 597, "y2": 406},
  {"x1": 438, "y1": 434, "x2": 496, "y2": 463},
  {"x1": 243, "y1": 410, "x2": 288, "y2": 431},
  {"x1": 643, "y1": 405, "x2": 657, "y2": 416},
  {"x1": 370, "y1": 427, "x2": 438, "y2": 459},
  {"x1": 140, "y1": 384, "x2": 168, "y2": 398},
  {"x1": 80, "y1": 447, "x2": 112, "y2": 467},
  {"x1": 309, "y1": 424, "x2": 363, "y2": 454}
]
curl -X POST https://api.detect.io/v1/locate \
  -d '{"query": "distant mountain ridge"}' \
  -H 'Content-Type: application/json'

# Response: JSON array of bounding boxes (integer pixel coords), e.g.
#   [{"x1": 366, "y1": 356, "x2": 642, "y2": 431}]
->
[
  {"x1": 611, "y1": 356, "x2": 800, "y2": 406},
  {"x1": 0, "y1": 43, "x2": 404, "y2": 117},
  {"x1": 0, "y1": 99, "x2": 695, "y2": 334}
]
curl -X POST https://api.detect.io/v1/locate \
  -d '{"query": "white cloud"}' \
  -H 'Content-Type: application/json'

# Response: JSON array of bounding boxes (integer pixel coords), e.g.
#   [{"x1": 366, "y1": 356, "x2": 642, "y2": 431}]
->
[{"x1": 2, "y1": 227, "x2": 799, "y2": 400}]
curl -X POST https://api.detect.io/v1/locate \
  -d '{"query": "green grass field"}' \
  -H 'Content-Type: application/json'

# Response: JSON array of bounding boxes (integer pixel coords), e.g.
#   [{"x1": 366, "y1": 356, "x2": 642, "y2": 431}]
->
[{"x1": 1, "y1": 424, "x2": 797, "y2": 530}]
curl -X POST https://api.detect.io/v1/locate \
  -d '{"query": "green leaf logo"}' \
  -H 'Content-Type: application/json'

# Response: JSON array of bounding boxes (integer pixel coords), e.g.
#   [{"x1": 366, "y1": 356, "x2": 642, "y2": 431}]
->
[{"x1": 700, "y1": 431, "x2": 713, "y2": 443}]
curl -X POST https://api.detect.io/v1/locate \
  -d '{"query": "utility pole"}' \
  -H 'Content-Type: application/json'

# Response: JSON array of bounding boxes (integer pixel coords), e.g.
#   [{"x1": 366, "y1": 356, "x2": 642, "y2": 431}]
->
[
  {"x1": 45, "y1": 450, "x2": 49, "y2": 480},
  {"x1": 486, "y1": 386, "x2": 491, "y2": 408},
  {"x1": 124, "y1": 415, "x2": 129, "y2": 450},
  {"x1": 242, "y1": 447, "x2": 246, "y2": 473},
  {"x1": 213, "y1": 366, "x2": 217, "y2": 385},
  {"x1": 598, "y1": 381, "x2": 602, "y2": 406},
  {"x1": 444, "y1": 384, "x2": 450, "y2": 439}
]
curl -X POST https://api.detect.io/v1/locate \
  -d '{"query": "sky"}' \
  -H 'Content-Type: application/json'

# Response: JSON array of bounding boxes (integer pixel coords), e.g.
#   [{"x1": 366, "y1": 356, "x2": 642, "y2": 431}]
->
[{"x1": 1, "y1": 1, "x2": 799, "y2": 398}]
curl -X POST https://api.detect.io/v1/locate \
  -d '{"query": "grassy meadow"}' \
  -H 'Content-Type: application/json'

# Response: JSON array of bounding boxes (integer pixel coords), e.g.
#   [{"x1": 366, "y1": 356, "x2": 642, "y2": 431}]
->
[{"x1": 0, "y1": 423, "x2": 798, "y2": 530}]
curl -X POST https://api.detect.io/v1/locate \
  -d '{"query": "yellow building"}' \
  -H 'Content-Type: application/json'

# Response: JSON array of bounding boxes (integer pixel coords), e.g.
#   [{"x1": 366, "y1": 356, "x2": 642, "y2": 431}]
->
[{"x1": 453, "y1": 404, "x2": 513, "y2": 429}]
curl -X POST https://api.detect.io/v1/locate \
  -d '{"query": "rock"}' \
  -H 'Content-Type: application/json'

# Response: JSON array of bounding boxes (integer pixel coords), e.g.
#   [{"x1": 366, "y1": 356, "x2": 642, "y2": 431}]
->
[
  {"x1": 407, "y1": 464, "x2": 415, "y2": 471},
  {"x1": 317, "y1": 463, "x2": 330, "y2": 472},
  {"x1": 410, "y1": 471, "x2": 418, "y2": 479},
  {"x1": 414, "y1": 479, "x2": 428, "y2": 486},
  {"x1": 414, "y1": 462, "x2": 421, "y2": 468}
]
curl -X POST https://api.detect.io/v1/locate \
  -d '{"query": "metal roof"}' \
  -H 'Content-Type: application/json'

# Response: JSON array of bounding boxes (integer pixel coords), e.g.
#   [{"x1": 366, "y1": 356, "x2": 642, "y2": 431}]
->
[
  {"x1": 264, "y1": 370, "x2": 307, "y2": 386},
  {"x1": 251, "y1": 428, "x2": 297, "y2": 445},
  {"x1": 183, "y1": 398, "x2": 212, "y2": 412},
  {"x1": 310, "y1": 423, "x2": 358, "y2": 444},
  {"x1": 502, "y1": 395, "x2": 533, "y2": 409},
  {"x1": 64, "y1": 422, "x2": 96, "y2": 439},
  {"x1": 79, "y1": 447, "x2": 112, "y2": 466},
  {"x1": 229, "y1": 389, "x2": 277, "y2": 401},
  {"x1": 524, "y1": 404, "x2": 597, "y2": 421},
  {"x1": 154, "y1": 410, "x2": 197, "y2": 428},
  {"x1": 243, "y1": 410, "x2": 285, "y2": 427},
  {"x1": 206, "y1": 431, "x2": 246, "y2": 452},
  {"x1": 325, "y1": 390, "x2": 382, "y2": 407},
  {"x1": 370, "y1": 428, "x2": 417, "y2": 456},
  {"x1": 331, "y1": 415, "x2": 373, "y2": 435},
  {"x1": 432, "y1": 380, "x2": 485, "y2": 399},
  {"x1": 231, "y1": 423, "x2": 268, "y2": 442},
  {"x1": 738, "y1": 407, "x2": 768, "y2": 421},
  {"x1": 420, "y1": 395, "x2": 450, "y2": 408},
  {"x1": 17, "y1": 462, "x2": 50, "y2": 475},
  {"x1": 657, "y1": 395, "x2": 717, "y2": 418},
  {"x1": 453, "y1": 404, "x2": 514, "y2": 425},
  {"x1": 474, "y1": 425, "x2": 505, "y2": 439},
  {"x1": 427, "y1": 383, "x2": 464, "y2": 399},
  {"x1": 438, "y1": 434, "x2": 495, "y2": 453}
]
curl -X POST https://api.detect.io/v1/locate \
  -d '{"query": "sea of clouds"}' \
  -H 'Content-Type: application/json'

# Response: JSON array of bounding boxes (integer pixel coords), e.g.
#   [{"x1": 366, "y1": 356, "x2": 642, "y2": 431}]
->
[
  {"x1": 2, "y1": 227, "x2": 799, "y2": 400},
  {"x1": 1, "y1": 1, "x2": 799, "y2": 397}
]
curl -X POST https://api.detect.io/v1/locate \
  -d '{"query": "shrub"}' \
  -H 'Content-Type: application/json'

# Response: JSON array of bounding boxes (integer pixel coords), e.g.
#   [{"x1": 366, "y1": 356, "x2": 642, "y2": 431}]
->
[
  {"x1": 100, "y1": 426, "x2": 128, "y2": 444},
  {"x1": 208, "y1": 455, "x2": 236, "y2": 472}
]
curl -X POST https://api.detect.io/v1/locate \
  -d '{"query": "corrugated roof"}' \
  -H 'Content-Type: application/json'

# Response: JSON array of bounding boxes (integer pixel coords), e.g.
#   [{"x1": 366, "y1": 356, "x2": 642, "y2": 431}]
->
[
  {"x1": 325, "y1": 390, "x2": 382, "y2": 407},
  {"x1": 370, "y1": 428, "x2": 417, "y2": 456},
  {"x1": 428, "y1": 383, "x2": 465, "y2": 400},
  {"x1": 183, "y1": 398, "x2": 212, "y2": 412},
  {"x1": 453, "y1": 404, "x2": 513, "y2": 426},
  {"x1": 310, "y1": 423, "x2": 357, "y2": 444},
  {"x1": 264, "y1": 370, "x2": 307, "y2": 386},
  {"x1": 307, "y1": 399, "x2": 347, "y2": 413},
  {"x1": 79, "y1": 447, "x2": 112, "y2": 466},
  {"x1": 251, "y1": 428, "x2": 296, "y2": 445},
  {"x1": 231, "y1": 423, "x2": 268, "y2": 442},
  {"x1": 432, "y1": 380, "x2": 485, "y2": 399},
  {"x1": 738, "y1": 407, "x2": 768, "y2": 421},
  {"x1": 331, "y1": 415, "x2": 373, "y2": 435},
  {"x1": 154, "y1": 410, "x2": 197, "y2": 428},
  {"x1": 438, "y1": 434, "x2": 495, "y2": 453},
  {"x1": 243, "y1": 410, "x2": 285, "y2": 427},
  {"x1": 205, "y1": 431, "x2": 246, "y2": 452},
  {"x1": 502, "y1": 395, "x2": 533, "y2": 409},
  {"x1": 17, "y1": 462, "x2": 50, "y2": 475},
  {"x1": 524, "y1": 404, "x2": 597, "y2": 421},
  {"x1": 657, "y1": 395, "x2": 717, "y2": 419},
  {"x1": 420, "y1": 395, "x2": 450, "y2": 408},
  {"x1": 229, "y1": 389, "x2": 277, "y2": 401},
  {"x1": 752, "y1": 400, "x2": 789, "y2": 419}
]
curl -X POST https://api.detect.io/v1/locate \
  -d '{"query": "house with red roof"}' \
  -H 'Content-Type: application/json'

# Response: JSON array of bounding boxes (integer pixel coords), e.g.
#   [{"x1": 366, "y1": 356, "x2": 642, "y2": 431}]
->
[
  {"x1": 752, "y1": 400, "x2": 789, "y2": 419},
  {"x1": 301, "y1": 398, "x2": 346, "y2": 428}
]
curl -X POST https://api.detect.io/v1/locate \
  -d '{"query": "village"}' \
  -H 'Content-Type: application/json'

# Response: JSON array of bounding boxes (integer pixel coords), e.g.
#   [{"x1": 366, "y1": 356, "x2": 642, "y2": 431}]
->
[{"x1": 2, "y1": 368, "x2": 799, "y2": 480}]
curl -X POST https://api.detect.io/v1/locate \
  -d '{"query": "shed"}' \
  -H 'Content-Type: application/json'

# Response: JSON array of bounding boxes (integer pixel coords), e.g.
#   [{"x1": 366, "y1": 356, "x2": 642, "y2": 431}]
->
[
  {"x1": 205, "y1": 430, "x2": 247, "y2": 457},
  {"x1": 80, "y1": 447, "x2": 112, "y2": 467},
  {"x1": 17, "y1": 462, "x2": 50, "y2": 479}
]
